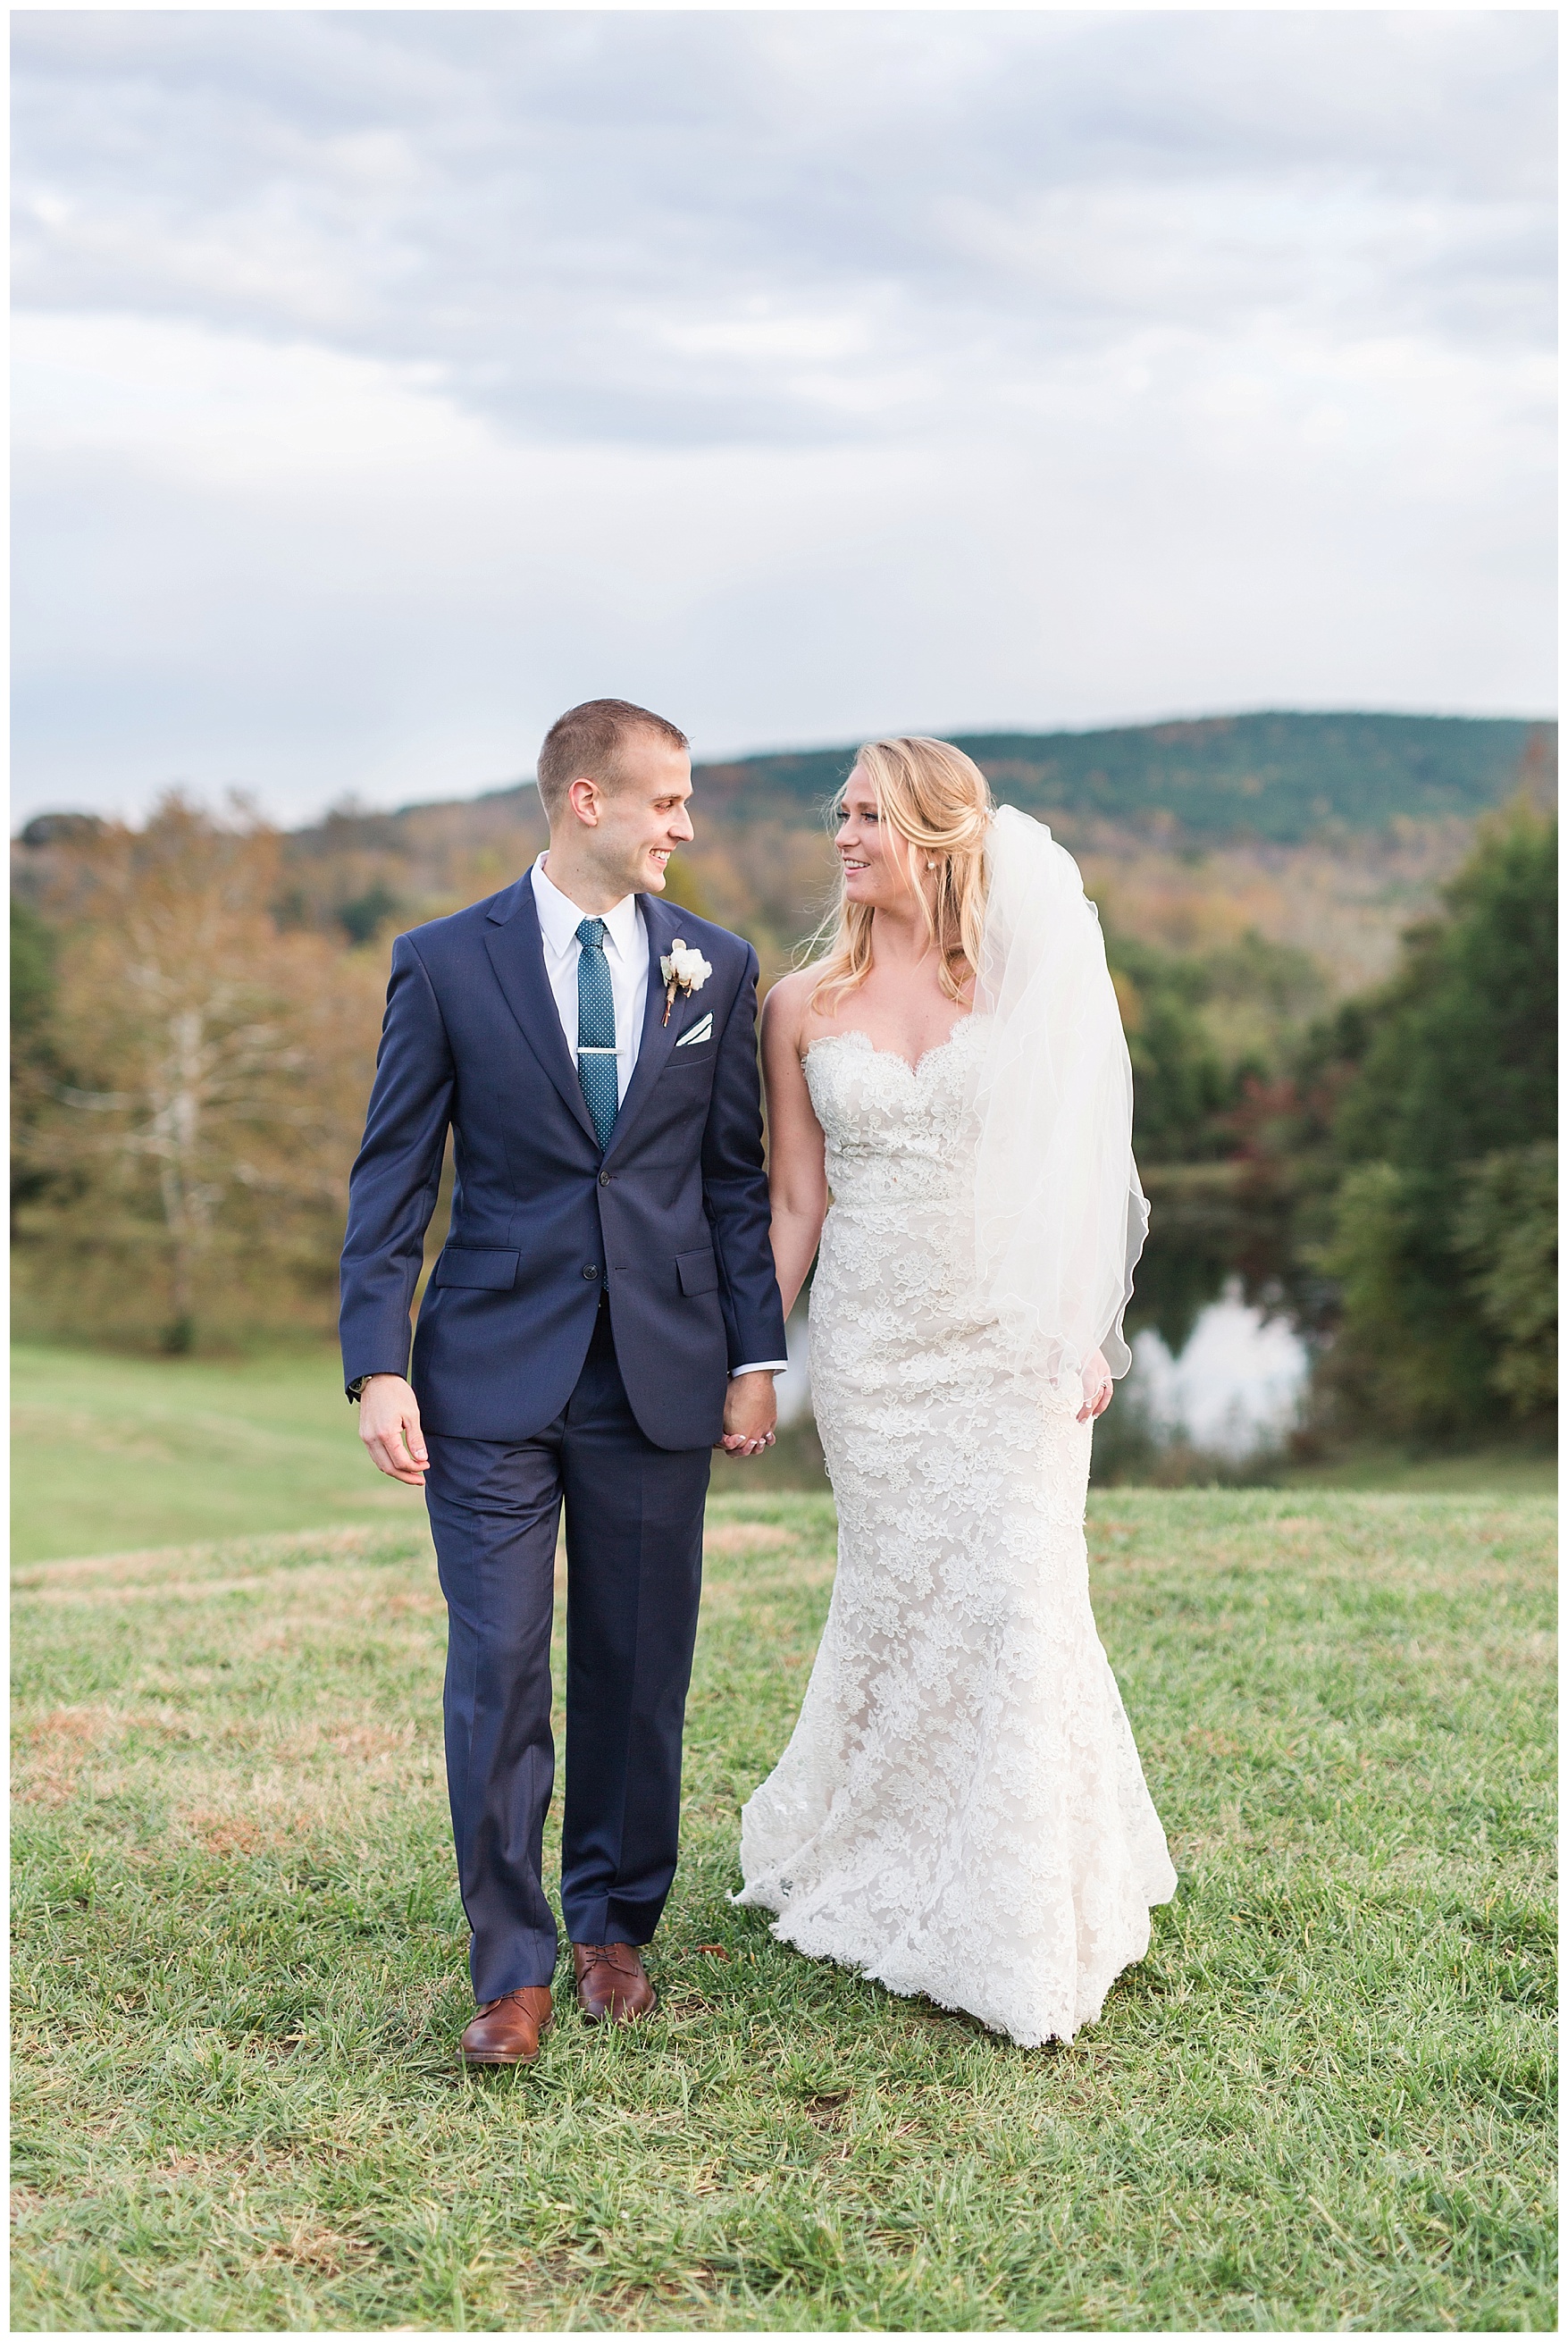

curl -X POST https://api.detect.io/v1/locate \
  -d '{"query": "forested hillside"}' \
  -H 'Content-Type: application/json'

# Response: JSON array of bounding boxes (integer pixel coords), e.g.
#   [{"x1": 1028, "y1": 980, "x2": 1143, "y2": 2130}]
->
[
  {"x1": 138, "y1": 707, "x2": 1547, "y2": 998},
  {"x1": 252, "y1": 710, "x2": 1551, "y2": 894},
  {"x1": 691, "y1": 711, "x2": 1552, "y2": 843}
]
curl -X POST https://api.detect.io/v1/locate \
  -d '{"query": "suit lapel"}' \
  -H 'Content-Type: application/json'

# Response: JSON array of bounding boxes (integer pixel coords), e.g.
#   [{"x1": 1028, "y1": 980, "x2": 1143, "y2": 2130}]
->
[
  {"x1": 601, "y1": 894, "x2": 684, "y2": 1167},
  {"x1": 482, "y1": 877, "x2": 599, "y2": 1145}
]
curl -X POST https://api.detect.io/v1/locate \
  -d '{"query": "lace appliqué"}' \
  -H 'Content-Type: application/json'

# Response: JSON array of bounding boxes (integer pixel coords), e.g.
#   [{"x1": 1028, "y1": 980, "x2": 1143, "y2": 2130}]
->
[{"x1": 734, "y1": 1019, "x2": 1178, "y2": 2047}]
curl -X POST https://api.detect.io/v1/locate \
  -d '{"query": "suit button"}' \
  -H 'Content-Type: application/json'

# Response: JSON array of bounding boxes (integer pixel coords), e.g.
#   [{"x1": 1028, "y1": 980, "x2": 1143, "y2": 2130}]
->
[
  {"x1": 599, "y1": 1171, "x2": 610, "y2": 1187},
  {"x1": 583, "y1": 1265, "x2": 599, "y2": 1280}
]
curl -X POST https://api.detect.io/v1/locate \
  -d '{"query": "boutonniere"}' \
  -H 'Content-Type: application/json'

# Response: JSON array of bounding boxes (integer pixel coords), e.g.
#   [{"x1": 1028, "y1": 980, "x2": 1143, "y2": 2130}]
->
[{"x1": 660, "y1": 937, "x2": 712, "y2": 1026}]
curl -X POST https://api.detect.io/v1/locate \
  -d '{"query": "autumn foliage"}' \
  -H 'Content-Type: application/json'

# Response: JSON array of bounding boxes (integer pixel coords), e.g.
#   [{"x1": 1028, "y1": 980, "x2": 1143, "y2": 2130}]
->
[{"x1": 13, "y1": 797, "x2": 387, "y2": 1350}]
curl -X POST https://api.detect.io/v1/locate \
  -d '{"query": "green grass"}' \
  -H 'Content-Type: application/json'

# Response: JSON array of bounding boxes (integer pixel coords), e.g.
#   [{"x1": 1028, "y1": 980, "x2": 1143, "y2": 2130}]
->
[
  {"x1": 1280, "y1": 1443, "x2": 1558, "y2": 1498},
  {"x1": 11, "y1": 1344, "x2": 427, "y2": 1564},
  {"x1": 12, "y1": 1341, "x2": 1554, "y2": 1568},
  {"x1": 12, "y1": 1490, "x2": 1555, "y2": 2330}
]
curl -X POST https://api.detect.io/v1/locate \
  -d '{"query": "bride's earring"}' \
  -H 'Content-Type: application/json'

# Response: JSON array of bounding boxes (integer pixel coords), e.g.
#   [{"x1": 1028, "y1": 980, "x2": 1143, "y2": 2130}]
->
[{"x1": 926, "y1": 858, "x2": 938, "y2": 871}]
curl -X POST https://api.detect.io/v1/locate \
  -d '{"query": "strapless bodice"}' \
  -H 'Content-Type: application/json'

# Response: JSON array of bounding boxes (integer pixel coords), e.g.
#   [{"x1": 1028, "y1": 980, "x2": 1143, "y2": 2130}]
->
[{"x1": 802, "y1": 1016, "x2": 986, "y2": 1211}]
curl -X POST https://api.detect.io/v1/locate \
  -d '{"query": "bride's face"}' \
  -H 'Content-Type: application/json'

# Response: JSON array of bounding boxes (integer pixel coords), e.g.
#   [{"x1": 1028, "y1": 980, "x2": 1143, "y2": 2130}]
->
[{"x1": 835, "y1": 769, "x2": 918, "y2": 911}]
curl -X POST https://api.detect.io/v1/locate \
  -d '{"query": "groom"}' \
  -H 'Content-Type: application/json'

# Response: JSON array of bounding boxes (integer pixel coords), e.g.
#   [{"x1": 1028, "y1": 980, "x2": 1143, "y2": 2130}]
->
[{"x1": 339, "y1": 699, "x2": 787, "y2": 2064}]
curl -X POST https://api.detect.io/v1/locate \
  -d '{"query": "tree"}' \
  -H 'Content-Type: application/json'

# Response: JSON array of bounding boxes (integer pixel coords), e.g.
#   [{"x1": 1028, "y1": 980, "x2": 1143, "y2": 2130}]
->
[
  {"x1": 1319, "y1": 801, "x2": 1556, "y2": 1434},
  {"x1": 14, "y1": 795, "x2": 386, "y2": 1351},
  {"x1": 1105, "y1": 936, "x2": 1230, "y2": 1162},
  {"x1": 11, "y1": 894, "x2": 63, "y2": 1230},
  {"x1": 1452, "y1": 1141, "x2": 1557, "y2": 1418}
]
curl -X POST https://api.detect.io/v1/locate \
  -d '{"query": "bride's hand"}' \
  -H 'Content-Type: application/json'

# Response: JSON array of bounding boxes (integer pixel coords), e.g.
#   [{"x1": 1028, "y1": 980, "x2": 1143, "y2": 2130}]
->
[{"x1": 1076, "y1": 1351, "x2": 1113, "y2": 1423}]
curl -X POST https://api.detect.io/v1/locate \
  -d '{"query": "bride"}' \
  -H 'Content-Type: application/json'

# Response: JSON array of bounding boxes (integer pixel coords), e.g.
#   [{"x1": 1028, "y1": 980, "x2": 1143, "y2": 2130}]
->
[{"x1": 735, "y1": 736, "x2": 1177, "y2": 2048}]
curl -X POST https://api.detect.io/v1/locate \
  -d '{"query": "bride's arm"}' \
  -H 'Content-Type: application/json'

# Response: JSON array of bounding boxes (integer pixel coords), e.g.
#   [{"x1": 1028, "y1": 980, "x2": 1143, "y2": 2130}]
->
[{"x1": 760, "y1": 972, "x2": 828, "y2": 1318}]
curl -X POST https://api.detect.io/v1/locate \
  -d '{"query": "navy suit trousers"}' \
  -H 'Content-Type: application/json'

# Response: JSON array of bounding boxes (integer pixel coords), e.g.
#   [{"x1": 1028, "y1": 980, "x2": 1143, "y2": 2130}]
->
[{"x1": 424, "y1": 1300, "x2": 711, "y2": 2001}]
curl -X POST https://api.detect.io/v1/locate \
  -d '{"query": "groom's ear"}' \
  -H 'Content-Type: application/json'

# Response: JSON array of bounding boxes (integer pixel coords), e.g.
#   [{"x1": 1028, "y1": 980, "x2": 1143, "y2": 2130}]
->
[{"x1": 564, "y1": 776, "x2": 606, "y2": 829}]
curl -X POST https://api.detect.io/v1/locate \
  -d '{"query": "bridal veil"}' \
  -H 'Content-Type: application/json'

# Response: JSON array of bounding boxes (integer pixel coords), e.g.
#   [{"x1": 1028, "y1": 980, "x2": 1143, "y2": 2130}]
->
[{"x1": 966, "y1": 802, "x2": 1149, "y2": 1381}]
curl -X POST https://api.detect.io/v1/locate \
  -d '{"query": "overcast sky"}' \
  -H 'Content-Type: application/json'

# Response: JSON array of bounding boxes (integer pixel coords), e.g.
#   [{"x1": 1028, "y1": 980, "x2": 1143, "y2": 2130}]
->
[{"x1": 12, "y1": 8, "x2": 1557, "y2": 827}]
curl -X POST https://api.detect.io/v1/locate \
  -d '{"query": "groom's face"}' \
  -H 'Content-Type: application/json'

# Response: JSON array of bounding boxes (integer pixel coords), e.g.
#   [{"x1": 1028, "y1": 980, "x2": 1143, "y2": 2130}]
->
[{"x1": 580, "y1": 732, "x2": 695, "y2": 898}]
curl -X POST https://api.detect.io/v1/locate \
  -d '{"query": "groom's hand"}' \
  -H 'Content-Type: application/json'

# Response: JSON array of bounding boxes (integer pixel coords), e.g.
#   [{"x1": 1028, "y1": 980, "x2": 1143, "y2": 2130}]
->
[
  {"x1": 719, "y1": 1371, "x2": 777, "y2": 1459},
  {"x1": 357, "y1": 1374, "x2": 430, "y2": 1485}
]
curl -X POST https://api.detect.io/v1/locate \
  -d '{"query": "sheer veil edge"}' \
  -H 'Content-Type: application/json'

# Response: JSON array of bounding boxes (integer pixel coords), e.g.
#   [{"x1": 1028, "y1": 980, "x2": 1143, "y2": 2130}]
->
[{"x1": 966, "y1": 804, "x2": 1150, "y2": 1381}]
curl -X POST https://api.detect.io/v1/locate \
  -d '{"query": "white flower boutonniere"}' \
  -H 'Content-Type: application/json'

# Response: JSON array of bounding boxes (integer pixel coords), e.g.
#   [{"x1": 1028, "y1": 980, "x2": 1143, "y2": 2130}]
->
[{"x1": 660, "y1": 938, "x2": 713, "y2": 1027}]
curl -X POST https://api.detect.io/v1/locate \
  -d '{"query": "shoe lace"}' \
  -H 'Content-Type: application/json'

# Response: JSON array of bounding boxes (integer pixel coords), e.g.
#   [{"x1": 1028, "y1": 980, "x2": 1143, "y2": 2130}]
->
[{"x1": 578, "y1": 1943, "x2": 637, "y2": 1977}]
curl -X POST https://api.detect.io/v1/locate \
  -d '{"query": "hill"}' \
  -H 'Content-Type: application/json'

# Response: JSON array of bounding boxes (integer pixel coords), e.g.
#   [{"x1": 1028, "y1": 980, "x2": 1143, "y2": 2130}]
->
[
  {"x1": 247, "y1": 709, "x2": 1552, "y2": 991},
  {"x1": 14, "y1": 709, "x2": 1555, "y2": 999},
  {"x1": 690, "y1": 710, "x2": 1552, "y2": 843}
]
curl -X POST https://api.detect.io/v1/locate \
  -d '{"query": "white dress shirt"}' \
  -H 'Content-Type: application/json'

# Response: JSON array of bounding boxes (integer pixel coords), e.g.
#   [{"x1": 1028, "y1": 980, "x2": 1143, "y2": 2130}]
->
[
  {"x1": 532, "y1": 855, "x2": 647, "y2": 1107},
  {"x1": 531, "y1": 856, "x2": 784, "y2": 1381}
]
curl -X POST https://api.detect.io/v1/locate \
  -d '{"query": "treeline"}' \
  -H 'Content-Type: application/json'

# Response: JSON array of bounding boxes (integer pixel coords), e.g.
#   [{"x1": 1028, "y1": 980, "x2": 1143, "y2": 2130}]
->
[
  {"x1": 1102, "y1": 797, "x2": 1556, "y2": 1442},
  {"x1": 13, "y1": 802, "x2": 388, "y2": 1352},
  {"x1": 1237, "y1": 800, "x2": 1557, "y2": 1440},
  {"x1": 694, "y1": 711, "x2": 1553, "y2": 844},
  {"x1": 11, "y1": 788, "x2": 1556, "y2": 1448}
]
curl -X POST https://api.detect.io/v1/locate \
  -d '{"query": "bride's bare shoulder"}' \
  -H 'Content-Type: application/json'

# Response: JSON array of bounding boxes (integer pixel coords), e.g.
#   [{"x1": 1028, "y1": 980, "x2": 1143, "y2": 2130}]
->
[{"x1": 761, "y1": 963, "x2": 823, "y2": 1037}]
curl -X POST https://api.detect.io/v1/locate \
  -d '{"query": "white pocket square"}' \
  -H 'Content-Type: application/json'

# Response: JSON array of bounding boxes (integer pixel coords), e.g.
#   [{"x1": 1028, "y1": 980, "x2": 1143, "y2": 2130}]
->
[{"x1": 675, "y1": 1013, "x2": 713, "y2": 1047}]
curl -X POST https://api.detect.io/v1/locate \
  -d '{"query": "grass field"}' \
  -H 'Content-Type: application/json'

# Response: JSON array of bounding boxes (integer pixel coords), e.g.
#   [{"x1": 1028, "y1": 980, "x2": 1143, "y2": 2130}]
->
[
  {"x1": 10, "y1": 1344, "x2": 832, "y2": 1566},
  {"x1": 12, "y1": 1487, "x2": 1555, "y2": 2331},
  {"x1": 10, "y1": 1345, "x2": 429, "y2": 1566},
  {"x1": 1278, "y1": 1445, "x2": 1558, "y2": 1498},
  {"x1": 11, "y1": 1340, "x2": 1555, "y2": 1567}
]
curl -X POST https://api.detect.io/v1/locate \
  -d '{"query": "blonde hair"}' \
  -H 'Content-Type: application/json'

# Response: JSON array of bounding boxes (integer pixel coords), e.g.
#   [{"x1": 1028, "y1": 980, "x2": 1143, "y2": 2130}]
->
[{"x1": 808, "y1": 737, "x2": 994, "y2": 1010}]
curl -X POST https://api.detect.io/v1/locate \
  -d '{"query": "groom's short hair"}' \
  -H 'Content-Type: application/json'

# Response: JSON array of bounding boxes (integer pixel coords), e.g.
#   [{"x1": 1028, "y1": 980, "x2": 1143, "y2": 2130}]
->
[{"x1": 535, "y1": 700, "x2": 690, "y2": 819}]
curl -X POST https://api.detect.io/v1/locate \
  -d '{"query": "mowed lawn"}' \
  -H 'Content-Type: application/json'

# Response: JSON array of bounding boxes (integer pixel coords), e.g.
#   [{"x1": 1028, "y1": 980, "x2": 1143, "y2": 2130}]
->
[
  {"x1": 12, "y1": 1339, "x2": 1555, "y2": 1569},
  {"x1": 12, "y1": 1490, "x2": 1555, "y2": 2332},
  {"x1": 11, "y1": 1345, "x2": 429, "y2": 1566},
  {"x1": 10, "y1": 1343, "x2": 821, "y2": 1567}
]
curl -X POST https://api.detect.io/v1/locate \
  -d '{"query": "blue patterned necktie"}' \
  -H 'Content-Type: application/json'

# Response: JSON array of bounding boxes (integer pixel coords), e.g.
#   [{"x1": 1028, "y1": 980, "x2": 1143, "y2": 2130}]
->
[{"x1": 575, "y1": 917, "x2": 618, "y2": 1154}]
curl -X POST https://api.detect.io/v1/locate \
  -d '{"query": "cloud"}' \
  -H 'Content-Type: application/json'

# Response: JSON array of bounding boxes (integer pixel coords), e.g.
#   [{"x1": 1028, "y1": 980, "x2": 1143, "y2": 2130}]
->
[
  {"x1": 15, "y1": 12, "x2": 1553, "y2": 441},
  {"x1": 10, "y1": 10, "x2": 1556, "y2": 823}
]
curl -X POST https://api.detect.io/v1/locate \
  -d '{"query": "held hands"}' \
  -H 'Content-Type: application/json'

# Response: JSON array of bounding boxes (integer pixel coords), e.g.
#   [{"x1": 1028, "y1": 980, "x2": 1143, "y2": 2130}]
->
[
  {"x1": 1076, "y1": 1349, "x2": 1115, "y2": 1424},
  {"x1": 359, "y1": 1369, "x2": 777, "y2": 1477},
  {"x1": 719, "y1": 1370, "x2": 777, "y2": 1459},
  {"x1": 357, "y1": 1375, "x2": 429, "y2": 1484}
]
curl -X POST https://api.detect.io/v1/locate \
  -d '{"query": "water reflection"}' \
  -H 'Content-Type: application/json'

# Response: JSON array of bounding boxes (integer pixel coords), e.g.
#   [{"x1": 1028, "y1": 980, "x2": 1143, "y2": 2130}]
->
[
  {"x1": 776, "y1": 1186, "x2": 1317, "y2": 1471},
  {"x1": 1125, "y1": 1278, "x2": 1309, "y2": 1458},
  {"x1": 1107, "y1": 1184, "x2": 1315, "y2": 1461}
]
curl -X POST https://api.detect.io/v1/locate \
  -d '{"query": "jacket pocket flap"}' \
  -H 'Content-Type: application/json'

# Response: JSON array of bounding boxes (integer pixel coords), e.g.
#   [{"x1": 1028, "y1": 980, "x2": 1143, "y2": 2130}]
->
[
  {"x1": 433, "y1": 1247, "x2": 519, "y2": 1290},
  {"x1": 675, "y1": 1247, "x2": 719, "y2": 1297}
]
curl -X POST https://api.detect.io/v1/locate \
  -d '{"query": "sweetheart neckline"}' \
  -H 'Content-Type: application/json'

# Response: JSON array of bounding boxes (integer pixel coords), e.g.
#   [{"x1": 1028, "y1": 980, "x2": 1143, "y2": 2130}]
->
[{"x1": 802, "y1": 1018, "x2": 976, "y2": 1080}]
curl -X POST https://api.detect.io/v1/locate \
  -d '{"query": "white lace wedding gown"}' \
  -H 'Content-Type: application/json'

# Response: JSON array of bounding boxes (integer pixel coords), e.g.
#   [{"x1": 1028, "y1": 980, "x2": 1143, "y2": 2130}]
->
[{"x1": 735, "y1": 1017, "x2": 1177, "y2": 2047}]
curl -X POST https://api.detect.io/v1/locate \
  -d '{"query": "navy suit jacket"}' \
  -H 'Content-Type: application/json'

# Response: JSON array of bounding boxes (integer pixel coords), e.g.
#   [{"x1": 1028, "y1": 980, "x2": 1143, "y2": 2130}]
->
[{"x1": 339, "y1": 877, "x2": 787, "y2": 1449}]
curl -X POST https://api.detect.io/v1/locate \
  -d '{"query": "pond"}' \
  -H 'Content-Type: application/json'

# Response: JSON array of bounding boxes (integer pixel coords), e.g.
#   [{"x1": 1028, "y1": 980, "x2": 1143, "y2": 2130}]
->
[
  {"x1": 774, "y1": 1180, "x2": 1317, "y2": 1472},
  {"x1": 1123, "y1": 1278, "x2": 1310, "y2": 1458}
]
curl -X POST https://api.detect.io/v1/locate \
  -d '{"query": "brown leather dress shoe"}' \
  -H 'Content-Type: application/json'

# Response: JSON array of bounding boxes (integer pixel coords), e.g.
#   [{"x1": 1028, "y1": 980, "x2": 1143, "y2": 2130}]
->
[
  {"x1": 572, "y1": 1941, "x2": 658, "y2": 2023},
  {"x1": 459, "y1": 1985, "x2": 553, "y2": 2065}
]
